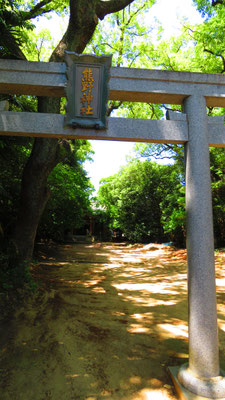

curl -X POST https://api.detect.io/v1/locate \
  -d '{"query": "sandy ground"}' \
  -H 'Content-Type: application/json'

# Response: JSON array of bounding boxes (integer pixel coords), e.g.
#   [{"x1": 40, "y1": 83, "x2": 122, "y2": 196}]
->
[{"x1": 1, "y1": 242, "x2": 225, "y2": 400}]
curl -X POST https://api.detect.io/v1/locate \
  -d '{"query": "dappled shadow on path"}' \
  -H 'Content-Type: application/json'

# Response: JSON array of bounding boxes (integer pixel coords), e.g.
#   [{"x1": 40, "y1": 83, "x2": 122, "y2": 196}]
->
[
  {"x1": 4, "y1": 242, "x2": 222, "y2": 400},
  {"x1": 24, "y1": 243, "x2": 188, "y2": 399}
]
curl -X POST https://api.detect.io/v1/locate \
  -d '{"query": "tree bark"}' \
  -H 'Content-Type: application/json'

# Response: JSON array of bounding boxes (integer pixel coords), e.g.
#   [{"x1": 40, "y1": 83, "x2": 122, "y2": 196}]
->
[
  {"x1": 12, "y1": 138, "x2": 59, "y2": 260},
  {"x1": 12, "y1": 98, "x2": 60, "y2": 259}
]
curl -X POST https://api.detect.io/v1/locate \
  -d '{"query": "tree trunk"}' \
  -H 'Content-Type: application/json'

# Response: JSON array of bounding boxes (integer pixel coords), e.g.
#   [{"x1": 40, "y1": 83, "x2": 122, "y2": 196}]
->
[{"x1": 12, "y1": 98, "x2": 60, "y2": 260}]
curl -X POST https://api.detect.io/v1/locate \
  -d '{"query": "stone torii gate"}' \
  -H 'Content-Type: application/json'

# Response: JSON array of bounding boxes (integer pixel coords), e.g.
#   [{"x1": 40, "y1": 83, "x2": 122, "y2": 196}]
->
[{"x1": 1, "y1": 58, "x2": 225, "y2": 399}]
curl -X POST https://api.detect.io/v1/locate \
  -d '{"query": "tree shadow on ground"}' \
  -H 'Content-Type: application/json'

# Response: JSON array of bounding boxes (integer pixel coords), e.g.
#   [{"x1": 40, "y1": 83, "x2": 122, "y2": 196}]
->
[{"x1": 1, "y1": 243, "x2": 224, "y2": 400}]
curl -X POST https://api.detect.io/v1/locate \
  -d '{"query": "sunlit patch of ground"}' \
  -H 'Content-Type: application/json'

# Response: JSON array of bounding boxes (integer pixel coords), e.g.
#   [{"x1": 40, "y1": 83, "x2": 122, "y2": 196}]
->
[{"x1": 1, "y1": 243, "x2": 225, "y2": 400}]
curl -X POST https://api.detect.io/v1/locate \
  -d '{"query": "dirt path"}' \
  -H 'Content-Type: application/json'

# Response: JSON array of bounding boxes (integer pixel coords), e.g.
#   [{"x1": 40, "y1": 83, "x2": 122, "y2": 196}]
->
[{"x1": 1, "y1": 242, "x2": 225, "y2": 400}]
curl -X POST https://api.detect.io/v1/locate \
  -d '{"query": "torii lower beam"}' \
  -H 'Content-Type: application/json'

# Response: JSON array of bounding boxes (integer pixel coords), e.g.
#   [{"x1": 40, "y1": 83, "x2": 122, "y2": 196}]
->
[
  {"x1": 0, "y1": 111, "x2": 225, "y2": 147},
  {"x1": 0, "y1": 112, "x2": 187, "y2": 143}
]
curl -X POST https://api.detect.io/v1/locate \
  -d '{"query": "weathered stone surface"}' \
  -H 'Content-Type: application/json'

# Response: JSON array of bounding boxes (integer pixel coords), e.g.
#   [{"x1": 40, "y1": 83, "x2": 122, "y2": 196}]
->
[
  {"x1": 177, "y1": 94, "x2": 225, "y2": 398},
  {"x1": 0, "y1": 101, "x2": 9, "y2": 111},
  {"x1": 178, "y1": 364, "x2": 225, "y2": 399},
  {"x1": 169, "y1": 366, "x2": 225, "y2": 400},
  {"x1": 208, "y1": 115, "x2": 225, "y2": 124},
  {"x1": 0, "y1": 59, "x2": 66, "y2": 97},
  {"x1": 185, "y1": 95, "x2": 218, "y2": 377},
  {"x1": 1, "y1": 110, "x2": 225, "y2": 147},
  {"x1": 0, "y1": 112, "x2": 188, "y2": 143},
  {"x1": 166, "y1": 110, "x2": 187, "y2": 121},
  {"x1": 1, "y1": 59, "x2": 225, "y2": 106}
]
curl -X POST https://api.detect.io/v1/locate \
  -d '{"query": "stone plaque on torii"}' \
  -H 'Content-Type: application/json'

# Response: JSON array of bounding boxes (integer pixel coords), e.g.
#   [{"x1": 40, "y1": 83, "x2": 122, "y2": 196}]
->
[{"x1": 1, "y1": 56, "x2": 225, "y2": 399}]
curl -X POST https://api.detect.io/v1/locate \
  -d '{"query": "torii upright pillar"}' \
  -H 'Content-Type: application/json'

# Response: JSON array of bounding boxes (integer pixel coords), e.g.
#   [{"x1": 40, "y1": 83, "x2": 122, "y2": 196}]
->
[{"x1": 177, "y1": 94, "x2": 225, "y2": 398}]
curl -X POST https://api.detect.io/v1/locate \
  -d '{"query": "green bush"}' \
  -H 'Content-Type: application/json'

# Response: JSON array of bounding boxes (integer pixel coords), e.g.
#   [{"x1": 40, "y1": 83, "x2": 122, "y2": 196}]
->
[{"x1": 0, "y1": 241, "x2": 36, "y2": 293}]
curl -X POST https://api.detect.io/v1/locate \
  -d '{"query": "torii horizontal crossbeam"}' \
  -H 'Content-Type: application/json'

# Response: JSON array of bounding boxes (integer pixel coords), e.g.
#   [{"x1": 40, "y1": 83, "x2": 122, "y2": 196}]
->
[
  {"x1": 1, "y1": 59, "x2": 225, "y2": 107},
  {"x1": 0, "y1": 112, "x2": 187, "y2": 143},
  {"x1": 0, "y1": 111, "x2": 225, "y2": 147}
]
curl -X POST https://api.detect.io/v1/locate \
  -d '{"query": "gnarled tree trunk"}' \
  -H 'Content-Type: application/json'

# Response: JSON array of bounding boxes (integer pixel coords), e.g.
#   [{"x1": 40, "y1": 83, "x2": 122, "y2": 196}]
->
[{"x1": 12, "y1": 98, "x2": 60, "y2": 259}]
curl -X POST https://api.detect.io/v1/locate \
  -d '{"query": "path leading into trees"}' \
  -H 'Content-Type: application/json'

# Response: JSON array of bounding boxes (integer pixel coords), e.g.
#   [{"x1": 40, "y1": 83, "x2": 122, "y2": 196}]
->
[{"x1": 1, "y1": 242, "x2": 225, "y2": 400}]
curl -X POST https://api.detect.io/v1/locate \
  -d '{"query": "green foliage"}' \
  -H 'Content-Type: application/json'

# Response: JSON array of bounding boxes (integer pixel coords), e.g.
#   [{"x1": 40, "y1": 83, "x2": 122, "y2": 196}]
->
[
  {"x1": 98, "y1": 160, "x2": 184, "y2": 244},
  {"x1": 0, "y1": 122, "x2": 94, "y2": 245},
  {"x1": 210, "y1": 148, "x2": 225, "y2": 246},
  {"x1": 0, "y1": 0, "x2": 34, "y2": 58},
  {"x1": 117, "y1": 101, "x2": 164, "y2": 120},
  {"x1": 193, "y1": 0, "x2": 224, "y2": 18},
  {"x1": 22, "y1": 28, "x2": 55, "y2": 61},
  {"x1": 87, "y1": 0, "x2": 157, "y2": 116},
  {"x1": 0, "y1": 135, "x2": 33, "y2": 237},
  {"x1": 0, "y1": 0, "x2": 68, "y2": 59},
  {"x1": 87, "y1": 0, "x2": 155, "y2": 67},
  {"x1": 177, "y1": 10, "x2": 225, "y2": 74},
  {"x1": 37, "y1": 141, "x2": 94, "y2": 241},
  {"x1": 0, "y1": 241, "x2": 36, "y2": 293},
  {"x1": 0, "y1": 94, "x2": 39, "y2": 239},
  {"x1": 160, "y1": 184, "x2": 186, "y2": 247},
  {"x1": 91, "y1": 208, "x2": 112, "y2": 241}
]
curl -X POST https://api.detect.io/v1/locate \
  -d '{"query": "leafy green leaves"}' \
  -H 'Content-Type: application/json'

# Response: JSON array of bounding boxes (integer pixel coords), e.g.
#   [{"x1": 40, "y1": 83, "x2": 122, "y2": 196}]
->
[
  {"x1": 37, "y1": 142, "x2": 94, "y2": 241},
  {"x1": 87, "y1": 0, "x2": 155, "y2": 67},
  {"x1": 0, "y1": 0, "x2": 68, "y2": 59},
  {"x1": 98, "y1": 159, "x2": 185, "y2": 244}
]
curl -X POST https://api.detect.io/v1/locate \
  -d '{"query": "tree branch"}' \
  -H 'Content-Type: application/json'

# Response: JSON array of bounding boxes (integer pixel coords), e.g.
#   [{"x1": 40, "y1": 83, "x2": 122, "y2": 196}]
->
[
  {"x1": 126, "y1": 4, "x2": 146, "y2": 26},
  {"x1": 22, "y1": 0, "x2": 54, "y2": 21},
  {"x1": 0, "y1": 25, "x2": 26, "y2": 60},
  {"x1": 96, "y1": 0, "x2": 135, "y2": 20},
  {"x1": 4, "y1": 0, "x2": 55, "y2": 25},
  {"x1": 128, "y1": 54, "x2": 139, "y2": 68},
  {"x1": 204, "y1": 48, "x2": 215, "y2": 56},
  {"x1": 204, "y1": 48, "x2": 225, "y2": 73},
  {"x1": 100, "y1": 42, "x2": 117, "y2": 51},
  {"x1": 51, "y1": 0, "x2": 135, "y2": 61},
  {"x1": 51, "y1": 0, "x2": 98, "y2": 60},
  {"x1": 162, "y1": 105, "x2": 181, "y2": 113},
  {"x1": 137, "y1": 143, "x2": 177, "y2": 160},
  {"x1": 107, "y1": 100, "x2": 123, "y2": 116},
  {"x1": 150, "y1": 154, "x2": 175, "y2": 160},
  {"x1": 212, "y1": 0, "x2": 224, "y2": 6}
]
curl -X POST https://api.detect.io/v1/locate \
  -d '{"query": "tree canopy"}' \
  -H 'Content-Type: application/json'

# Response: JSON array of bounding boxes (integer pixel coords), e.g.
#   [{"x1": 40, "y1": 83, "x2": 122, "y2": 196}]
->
[{"x1": 98, "y1": 159, "x2": 185, "y2": 245}]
